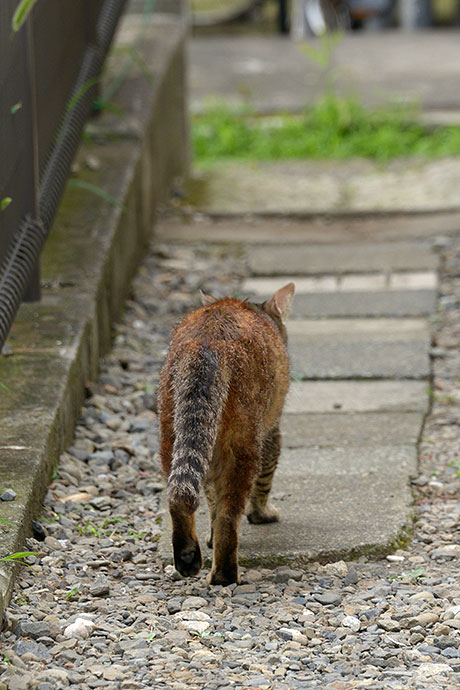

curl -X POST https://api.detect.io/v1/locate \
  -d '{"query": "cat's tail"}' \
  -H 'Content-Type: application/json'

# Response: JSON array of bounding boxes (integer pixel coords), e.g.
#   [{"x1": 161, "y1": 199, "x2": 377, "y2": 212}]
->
[{"x1": 167, "y1": 346, "x2": 228, "y2": 514}]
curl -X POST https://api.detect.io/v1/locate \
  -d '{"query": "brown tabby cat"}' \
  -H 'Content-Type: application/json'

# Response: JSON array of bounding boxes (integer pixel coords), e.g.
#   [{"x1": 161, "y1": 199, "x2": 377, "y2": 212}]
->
[{"x1": 158, "y1": 283, "x2": 295, "y2": 585}]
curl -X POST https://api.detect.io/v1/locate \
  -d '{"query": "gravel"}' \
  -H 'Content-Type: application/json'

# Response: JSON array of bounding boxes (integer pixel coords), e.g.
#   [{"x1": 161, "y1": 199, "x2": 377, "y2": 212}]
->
[{"x1": 1, "y1": 226, "x2": 460, "y2": 689}]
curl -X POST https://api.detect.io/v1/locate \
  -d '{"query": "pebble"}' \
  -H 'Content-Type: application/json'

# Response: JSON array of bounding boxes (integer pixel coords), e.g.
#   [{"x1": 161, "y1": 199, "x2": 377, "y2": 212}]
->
[
  {"x1": 342, "y1": 615, "x2": 361, "y2": 632},
  {"x1": 64, "y1": 618, "x2": 95, "y2": 639},
  {"x1": 89, "y1": 579, "x2": 110, "y2": 597},
  {"x1": 313, "y1": 592, "x2": 342, "y2": 606},
  {"x1": 0, "y1": 234, "x2": 460, "y2": 688},
  {"x1": 0, "y1": 489, "x2": 16, "y2": 501}
]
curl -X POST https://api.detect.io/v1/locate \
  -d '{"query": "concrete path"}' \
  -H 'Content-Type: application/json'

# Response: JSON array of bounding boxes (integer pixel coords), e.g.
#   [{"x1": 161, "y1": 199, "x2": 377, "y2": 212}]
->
[
  {"x1": 158, "y1": 213, "x2": 441, "y2": 564},
  {"x1": 158, "y1": 29, "x2": 455, "y2": 565},
  {"x1": 190, "y1": 32, "x2": 460, "y2": 114}
]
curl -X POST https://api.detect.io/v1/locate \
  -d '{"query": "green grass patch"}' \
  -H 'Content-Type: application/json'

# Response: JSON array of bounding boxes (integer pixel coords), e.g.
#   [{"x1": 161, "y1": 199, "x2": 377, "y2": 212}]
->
[{"x1": 193, "y1": 95, "x2": 460, "y2": 164}]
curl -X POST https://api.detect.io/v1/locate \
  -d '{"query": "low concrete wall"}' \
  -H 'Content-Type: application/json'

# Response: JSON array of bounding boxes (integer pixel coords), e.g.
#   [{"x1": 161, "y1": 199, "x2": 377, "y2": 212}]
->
[{"x1": 0, "y1": 11, "x2": 188, "y2": 615}]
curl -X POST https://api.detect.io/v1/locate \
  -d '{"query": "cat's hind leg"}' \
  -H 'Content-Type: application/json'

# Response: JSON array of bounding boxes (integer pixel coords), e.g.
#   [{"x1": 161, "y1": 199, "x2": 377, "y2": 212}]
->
[
  {"x1": 247, "y1": 425, "x2": 281, "y2": 524},
  {"x1": 209, "y1": 449, "x2": 256, "y2": 586},
  {"x1": 161, "y1": 426, "x2": 202, "y2": 577},
  {"x1": 204, "y1": 479, "x2": 217, "y2": 549},
  {"x1": 170, "y1": 503, "x2": 203, "y2": 577}
]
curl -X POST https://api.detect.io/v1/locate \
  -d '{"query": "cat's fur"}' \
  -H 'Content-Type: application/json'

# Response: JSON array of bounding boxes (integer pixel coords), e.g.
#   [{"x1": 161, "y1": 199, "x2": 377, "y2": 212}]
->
[{"x1": 158, "y1": 283, "x2": 295, "y2": 585}]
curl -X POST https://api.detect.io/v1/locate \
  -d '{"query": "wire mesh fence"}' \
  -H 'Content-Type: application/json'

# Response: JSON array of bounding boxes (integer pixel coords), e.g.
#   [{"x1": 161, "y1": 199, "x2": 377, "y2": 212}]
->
[{"x1": 0, "y1": 0, "x2": 128, "y2": 349}]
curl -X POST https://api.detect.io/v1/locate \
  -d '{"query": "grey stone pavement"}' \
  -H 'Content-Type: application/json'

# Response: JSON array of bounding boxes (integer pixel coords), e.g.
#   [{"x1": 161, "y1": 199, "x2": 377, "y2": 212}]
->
[
  {"x1": 160, "y1": 214, "x2": 439, "y2": 564},
  {"x1": 160, "y1": 29, "x2": 460, "y2": 564},
  {"x1": 190, "y1": 31, "x2": 460, "y2": 114}
]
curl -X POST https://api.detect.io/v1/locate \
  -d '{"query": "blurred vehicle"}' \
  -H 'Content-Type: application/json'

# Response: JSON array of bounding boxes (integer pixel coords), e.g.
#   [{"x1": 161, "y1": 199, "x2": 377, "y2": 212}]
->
[{"x1": 296, "y1": 0, "x2": 394, "y2": 34}]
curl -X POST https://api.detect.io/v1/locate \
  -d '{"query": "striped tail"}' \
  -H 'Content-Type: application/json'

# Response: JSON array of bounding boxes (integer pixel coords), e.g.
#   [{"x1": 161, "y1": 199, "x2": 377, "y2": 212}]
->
[{"x1": 168, "y1": 347, "x2": 227, "y2": 513}]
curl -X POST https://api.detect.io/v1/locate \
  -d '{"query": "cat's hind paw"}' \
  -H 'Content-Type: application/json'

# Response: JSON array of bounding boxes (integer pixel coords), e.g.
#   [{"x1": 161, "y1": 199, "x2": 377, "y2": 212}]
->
[
  {"x1": 209, "y1": 565, "x2": 238, "y2": 586},
  {"x1": 246, "y1": 503, "x2": 280, "y2": 524},
  {"x1": 173, "y1": 541, "x2": 203, "y2": 577}
]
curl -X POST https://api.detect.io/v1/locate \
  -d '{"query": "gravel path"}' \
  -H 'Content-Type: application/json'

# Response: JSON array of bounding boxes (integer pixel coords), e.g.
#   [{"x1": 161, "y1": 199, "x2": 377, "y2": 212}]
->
[{"x1": 1, "y1": 224, "x2": 460, "y2": 689}]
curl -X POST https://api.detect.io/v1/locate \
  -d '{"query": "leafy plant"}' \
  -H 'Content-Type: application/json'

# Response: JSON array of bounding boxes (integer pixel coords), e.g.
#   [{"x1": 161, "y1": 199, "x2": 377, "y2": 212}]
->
[
  {"x1": 77, "y1": 519, "x2": 102, "y2": 538},
  {"x1": 0, "y1": 518, "x2": 14, "y2": 527},
  {"x1": 11, "y1": 0, "x2": 39, "y2": 32},
  {"x1": 0, "y1": 551, "x2": 38, "y2": 569},
  {"x1": 67, "y1": 179, "x2": 126, "y2": 210},
  {"x1": 0, "y1": 198, "x2": 12, "y2": 212},
  {"x1": 66, "y1": 584, "x2": 80, "y2": 600},
  {"x1": 10, "y1": 102, "x2": 22, "y2": 115},
  {"x1": 193, "y1": 96, "x2": 460, "y2": 164}
]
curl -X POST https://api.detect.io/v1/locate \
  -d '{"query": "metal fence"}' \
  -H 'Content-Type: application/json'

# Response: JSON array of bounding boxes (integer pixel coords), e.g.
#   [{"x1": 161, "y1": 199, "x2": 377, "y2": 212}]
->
[{"x1": 0, "y1": 0, "x2": 127, "y2": 349}]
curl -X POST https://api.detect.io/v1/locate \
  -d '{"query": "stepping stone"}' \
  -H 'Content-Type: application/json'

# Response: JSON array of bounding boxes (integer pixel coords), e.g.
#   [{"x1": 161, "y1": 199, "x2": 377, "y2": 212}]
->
[
  {"x1": 286, "y1": 380, "x2": 429, "y2": 414},
  {"x1": 287, "y1": 318, "x2": 430, "y2": 379},
  {"x1": 160, "y1": 444, "x2": 417, "y2": 567},
  {"x1": 282, "y1": 412, "x2": 424, "y2": 447},
  {"x1": 235, "y1": 444, "x2": 416, "y2": 565},
  {"x1": 242, "y1": 274, "x2": 438, "y2": 317},
  {"x1": 186, "y1": 160, "x2": 460, "y2": 215},
  {"x1": 248, "y1": 242, "x2": 438, "y2": 275},
  {"x1": 285, "y1": 289, "x2": 437, "y2": 318}
]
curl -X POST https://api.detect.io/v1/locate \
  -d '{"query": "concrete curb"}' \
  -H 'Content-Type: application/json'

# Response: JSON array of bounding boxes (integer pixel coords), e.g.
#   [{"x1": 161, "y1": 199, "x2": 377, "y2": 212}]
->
[{"x1": 0, "y1": 12, "x2": 187, "y2": 619}]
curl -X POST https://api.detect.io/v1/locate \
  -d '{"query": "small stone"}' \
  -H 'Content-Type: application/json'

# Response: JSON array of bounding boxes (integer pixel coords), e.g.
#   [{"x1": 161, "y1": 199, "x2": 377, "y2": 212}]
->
[
  {"x1": 273, "y1": 568, "x2": 303, "y2": 583},
  {"x1": 165, "y1": 564, "x2": 182, "y2": 581},
  {"x1": 89, "y1": 496, "x2": 111, "y2": 510},
  {"x1": 244, "y1": 569, "x2": 263, "y2": 583},
  {"x1": 103, "y1": 666, "x2": 125, "y2": 681},
  {"x1": 386, "y1": 554, "x2": 405, "y2": 562},
  {"x1": 13, "y1": 639, "x2": 51, "y2": 660},
  {"x1": 441, "y1": 647, "x2": 460, "y2": 658},
  {"x1": 6, "y1": 677, "x2": 32, "y2": 690},
  {"x1": 342, "y1": 615, "x2": 360, "y2": 632},
  {"x1": 313, "y1": 592, "x2": 341, "y2": 606},
  {"x1": 378, "y1": 617, "x2": 401, "y2": 632},
  {"x1": 431, "y1": 544, "x2": 460, "y2": 559},
  {"x1": 64, "y1": 617, "x2": 95, "y2": 639},
  {"x1": 44, "y1": 536, "x2": 64, "y2": 551},
  {"x1": 278, "y1": 627, "x2": 308, "y2": 644},
  {"x1": 343, "y1": 567, "x2": 358, "y2": 585},
  {"x1": 409, "y1": 591, "x2": 436, "y2": 603},
  {"x1": 111, "y1": 547, "x2": 133, "y2": 563},
  {"x1": 416, "y1": 612, "x2": 439, "y2": 627},
  {"x1": 415, "y1": 662, "x2": 452, "y2": 678},
  {"x1": 410, "y1": 632, "x2": 426, "y2": 644},
  {"x1": 31, "y1": 521, "x2": 47, "y2": 541},
  {"x1": 321, "y1": 561, "x2": 348, "y2": 578},
  {"x1": 181, "y1": 596, "x2": 208, "y2": 610},
  {"x1": 1, "y1": 488, "x2": 16, "y2": 501},
  {"x1": 17, "y1": 621, "x2": 59, "y2": 640},
  {"x1": 85, "y1": 154, "x2": 101, "y2": 171},
  {"x1": 89, "y1": 578, "x2": 110, "y2": 597}
]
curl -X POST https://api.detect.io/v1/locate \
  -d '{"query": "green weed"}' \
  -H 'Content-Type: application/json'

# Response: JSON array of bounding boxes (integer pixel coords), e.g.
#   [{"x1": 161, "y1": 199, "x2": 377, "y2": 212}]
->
[{"x1": 193, "y1": 95, "x2": 460, "y2": 164}]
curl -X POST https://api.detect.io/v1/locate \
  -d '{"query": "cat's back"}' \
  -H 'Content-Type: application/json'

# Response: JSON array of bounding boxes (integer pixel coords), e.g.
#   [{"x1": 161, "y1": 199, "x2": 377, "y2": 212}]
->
[{"x1": 171, "y1": 298, "x2": 285, "y2": 360}]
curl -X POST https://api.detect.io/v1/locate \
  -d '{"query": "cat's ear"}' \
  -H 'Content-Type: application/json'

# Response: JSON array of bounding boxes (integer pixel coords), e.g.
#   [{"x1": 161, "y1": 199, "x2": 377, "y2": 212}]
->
[
  {"x1": 264, "y1": 282, "x2": 295, "y2": 320},
  {"x1": 200, "y1": 290, "x2": 217, "y2": 306}
]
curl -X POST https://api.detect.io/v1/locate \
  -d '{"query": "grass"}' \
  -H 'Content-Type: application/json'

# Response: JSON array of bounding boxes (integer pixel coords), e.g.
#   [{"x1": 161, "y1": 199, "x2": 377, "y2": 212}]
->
[{"x1": 192, "y1": 95, "x2": 460, "y2": 164}]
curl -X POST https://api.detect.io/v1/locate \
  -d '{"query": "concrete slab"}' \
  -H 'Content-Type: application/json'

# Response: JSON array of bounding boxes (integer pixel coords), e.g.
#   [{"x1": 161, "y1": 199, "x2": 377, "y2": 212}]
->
[
  {"x1": 285, "y1": 380, "x2": 429, "y2": 413},
  {"x1": 243, "y1": 272, "x2": 438, "y2": 294},
  {"x1": 287, "y1": 318, "x2": 430, "y2": 380},
  {"x1": 190, "y1": 33, "x2": 460, "y2": 113},
  {"x1": 156, "y1": 212, "x2": 460, "y2": 245},
  {"x1": 287, "y1": 318, "x2": 429, "y2": 338},
  {"x1": 289, "y1": 341, "x2": 429, "y2": 380},
  {"x1": 241, "y1": 276, "x2": 438, "y2": 317},
  {"x1": 281, "y1": 412, "x2": 424, "y2": 447},
  {"x1": 160, "y1": 444, "x2": 416, "y2": 566},
  {"x1": 284, "y1": 289, "x2": 437, "y2": 318},
  {"x1": 248, "y1": 242, "x2": 438, "y2": 275},
  {"x1": 186, "y1": 160, "x2": 460, "y2": 215}
]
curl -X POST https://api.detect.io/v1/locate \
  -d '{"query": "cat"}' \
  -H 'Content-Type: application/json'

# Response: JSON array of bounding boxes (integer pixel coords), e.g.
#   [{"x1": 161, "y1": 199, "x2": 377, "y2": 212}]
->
[{"x1": 158, "y1": 282, "x2": 295, "y2": 585}]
